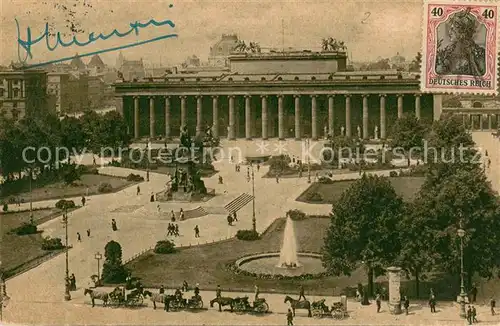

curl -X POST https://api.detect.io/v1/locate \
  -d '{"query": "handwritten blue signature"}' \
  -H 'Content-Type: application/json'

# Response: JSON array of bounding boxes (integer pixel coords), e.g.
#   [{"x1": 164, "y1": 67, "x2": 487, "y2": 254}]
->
[{"x1": 16, "y1": 17, "x2": 177, "y2": 68}]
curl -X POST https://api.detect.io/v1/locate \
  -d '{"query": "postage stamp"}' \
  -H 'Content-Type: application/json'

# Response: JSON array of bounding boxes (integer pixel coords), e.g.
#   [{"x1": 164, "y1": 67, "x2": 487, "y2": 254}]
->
[{"x1": 421, "y1": 0, "x2": 499, "y2": 94}]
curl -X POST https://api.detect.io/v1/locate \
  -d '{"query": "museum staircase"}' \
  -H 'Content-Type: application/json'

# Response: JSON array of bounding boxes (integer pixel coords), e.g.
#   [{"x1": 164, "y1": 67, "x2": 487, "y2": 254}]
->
[{"x1": 224, "y1": 193, "x2": 254, "y2": 213}]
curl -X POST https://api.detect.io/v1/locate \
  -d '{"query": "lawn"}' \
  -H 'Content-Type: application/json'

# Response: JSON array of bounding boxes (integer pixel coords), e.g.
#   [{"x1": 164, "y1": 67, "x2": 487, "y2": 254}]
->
[
  {"x1": 126, "y1": 216, "x2": 498, "y2": 301},
  {"x1": 3, "y1": 174, "x2": 137, "y2": 203},
  {"x1": 1, "y1": 207, "x2": 73, "y2": 275},
  {"x1": 296, "y1": 177, "x2": 425, "y2": 204}
]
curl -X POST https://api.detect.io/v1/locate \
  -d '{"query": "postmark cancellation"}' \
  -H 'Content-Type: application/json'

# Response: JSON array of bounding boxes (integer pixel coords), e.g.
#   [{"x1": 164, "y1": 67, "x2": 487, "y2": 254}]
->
[{"x1": 421, "y1": 0, "x2": 499, "y2": 95}]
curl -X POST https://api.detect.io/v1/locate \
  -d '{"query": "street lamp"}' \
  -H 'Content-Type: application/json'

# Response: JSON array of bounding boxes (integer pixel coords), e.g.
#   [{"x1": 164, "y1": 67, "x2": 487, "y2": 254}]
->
[
  {"x1": 457, "y1": 218, "x2": 467, "y2": 318},
  {"x1": 250, "y1": 164, "x2": 256, "y2": 232},
  {"x1": 61, "y1": 209, "x2": 71, "y2": 301},
  {"x1": 94, "y1": 252, "x2": 102, "y2": 286}
]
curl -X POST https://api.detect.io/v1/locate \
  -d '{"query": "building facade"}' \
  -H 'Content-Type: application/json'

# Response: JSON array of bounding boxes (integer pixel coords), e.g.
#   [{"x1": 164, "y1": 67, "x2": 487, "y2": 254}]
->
[
  {"x1": 0, "y1": 70, "x2": 48, "y2": 120},
  {"x1": 114, "y1": 51, "x2": 443, "y2": 140},
  {"x1": 47, "y1": 72, "x2": 89, "y2": 113}
]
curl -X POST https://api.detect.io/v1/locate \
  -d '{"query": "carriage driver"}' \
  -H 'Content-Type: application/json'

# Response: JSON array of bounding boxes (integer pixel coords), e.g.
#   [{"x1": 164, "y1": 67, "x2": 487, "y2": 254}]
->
[
  {"x1": 194, "y1": 283, "x2": 200, "y2": 298},
  {"x1": 175, "y1": 288, "x2": 183, "y2": 302},
  {"x1": 254, "y1": 285, "x2": 260, "y2": 302}
]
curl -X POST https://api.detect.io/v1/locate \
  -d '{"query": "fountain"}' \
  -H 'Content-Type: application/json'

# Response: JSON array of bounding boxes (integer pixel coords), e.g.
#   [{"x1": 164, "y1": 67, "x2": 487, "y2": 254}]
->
[
  {"x1": 277, "y1": 215, "x2": 300, "y2": 268},
  {"x1": 234, "y1": 215, "x2": 325, "y2": 277}
]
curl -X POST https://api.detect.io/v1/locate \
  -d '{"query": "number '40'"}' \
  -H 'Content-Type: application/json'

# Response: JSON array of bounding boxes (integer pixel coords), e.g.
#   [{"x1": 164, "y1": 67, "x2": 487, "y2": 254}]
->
[{"x1": 482, "y1": 9, "x2": 495, "y2": 19}]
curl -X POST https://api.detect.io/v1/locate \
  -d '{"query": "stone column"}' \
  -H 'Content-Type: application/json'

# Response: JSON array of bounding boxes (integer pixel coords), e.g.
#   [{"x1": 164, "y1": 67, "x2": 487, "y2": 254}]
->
[
  {"x1": 345, "y1": 95, "x2": 351, "y2": 138},
  {"x1": 380, "y1": 94, "x2": 386, "y2": 139},
  {"x1": 462, "y1": 113, "x2": 466, "y2": 127},
  {"x1": 433, "y1": 94, "x2": 443, "y2": 121},
  {"x1": 415, "y1": 94, "x2": 421, "y2": 119},
  {"x1": 164, "y1": 96, "x2": 171, "y2": 138},
  {"x1": 212, "y1": 96, "x2": 219, "y2": 138},
  {"x1": 278, "y1": 95, "x2": 284, "y2": 140},
  {"x1": 228, "y1": 95, "x2": 235, "y2": 140},
  {"x1": 362, "y1": 94, "x2": 369, "y2": 139},
  {"x1": 196, "y1": 95, "x2": 203, "y2": 136},
  {"x1": 149, "y1": 96, "x2": 155, "y2": 138},
  {"x1": 245, "y1": 95, "x2": 252, "y2": 140},
  {"x1": 328, "y1": 95, "x2": 334, "y2": 137},
  {"x1": 294, "y1": 95, "x2": 301, "y2": 139},
  {"x1": 311, "y1": 95, "x2": 318, "y2": 140},
  {"x1": 488, "y1": 114, "x2": 493, "y2": 130},
  {"x1": 468, "y1": 114, "x2": 472, "y2": 130},
  {"x1": 397, "y1": 94, "x2": 403, "y2": 118},
  {"x1": 180, "y1": 95, "x2": 187, "y2": 128},
  {"x1": 134, "y1": 96, "x2": 140, "y2": 139},
  {"x1": 115, "y1": 96, "x2": 124, "y2": 115},
  {"x1": 261, "y1": 95, "x2": 268, "y2": 140},
  {"x1": 387, "y1": 266, "x2": 402, "y2": 315}
]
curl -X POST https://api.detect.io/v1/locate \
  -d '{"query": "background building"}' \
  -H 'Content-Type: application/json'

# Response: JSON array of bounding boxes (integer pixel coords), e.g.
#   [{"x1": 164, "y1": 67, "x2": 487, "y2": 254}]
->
[{"x1": 209, "y1": 34, "x2": 239, "y2": 67}]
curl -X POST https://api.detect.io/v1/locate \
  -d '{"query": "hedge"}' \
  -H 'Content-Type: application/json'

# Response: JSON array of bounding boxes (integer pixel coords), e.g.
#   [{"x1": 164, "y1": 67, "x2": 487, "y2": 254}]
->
[
  {"x1": 126, "y1": 173, "x2": 144, "y2": 182},
  {"x1": 55, "y1": 199, "x2": 76, "y2": 210},
  {"x1": 41, "y1": 236, "x2": 64, "y2": 250},
  {"x1": 236, "y1": 229, "x2": 260, "y2": 241},
  {"x1": 154, "y1": 240, "x2": 176, "y2": 254},
  {"x1": 11, "y1": 222, "x2": 37, "y2": 235}
]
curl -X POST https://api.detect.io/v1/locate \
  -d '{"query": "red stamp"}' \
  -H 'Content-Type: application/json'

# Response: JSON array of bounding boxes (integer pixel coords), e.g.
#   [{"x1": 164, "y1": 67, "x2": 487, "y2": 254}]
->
[{"x1": 422, "y1": 0, "x2": 499, "y2": 94}]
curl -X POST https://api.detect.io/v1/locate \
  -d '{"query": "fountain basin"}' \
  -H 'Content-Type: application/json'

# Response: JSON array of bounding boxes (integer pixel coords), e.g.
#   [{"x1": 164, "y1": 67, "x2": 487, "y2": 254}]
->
[{"x1": 235, "y1": 252, "x2": 325, "y2": 277}]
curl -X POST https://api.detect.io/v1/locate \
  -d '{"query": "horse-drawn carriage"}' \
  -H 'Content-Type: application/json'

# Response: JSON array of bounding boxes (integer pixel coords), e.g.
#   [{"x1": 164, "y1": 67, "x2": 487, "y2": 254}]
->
[
  {"x1": 168, "y1": 294, "x2": 204, "y2": 311},
  {"x1": 232, "y1": 296, "x2": 269, "y2": 314},
  {"x1": 311, "y1": 299, "x2": 347, "y2": 319},
  {"x1": 108, "y1": 286, "x2": 144, "y2": 307}
]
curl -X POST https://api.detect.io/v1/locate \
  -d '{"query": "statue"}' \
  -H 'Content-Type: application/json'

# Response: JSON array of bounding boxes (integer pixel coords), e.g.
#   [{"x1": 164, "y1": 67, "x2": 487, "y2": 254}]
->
[
  {"x1": 321, "y1": 37, "x2": 346, "y2": 52},
  {"x1": 321, "y1": 38, "x2": 329, "y2": 51},
  {"x1": 340, "y1": 125, "x2": 345, "y2": 136},
  {"x1": 357, "y1": 125, "x2": 361, "y2": 138},
  {"x1": 117, "y1": 71, "x2": 124, "y2": 80},
  {"x1": 374, "y1": 126, "x2": 379, "y2": 140},
  {"x1": 180, "y1": 125, "x2": 191, "y2": 148},
  {"x1": 324, "y1": 125, "x2": 328, "y2": 139}
]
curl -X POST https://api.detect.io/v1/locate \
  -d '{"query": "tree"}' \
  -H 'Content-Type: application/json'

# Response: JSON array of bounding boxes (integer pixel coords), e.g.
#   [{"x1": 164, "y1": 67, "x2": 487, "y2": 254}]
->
[
  {"x1": 102, "y1": 240, "x2": 128, "y2": 283},
  {"x1": 60, "y1": 116, "x2": 86, "y2": 160},
  {"x1": 322, "y1": 174, "x2": 404, "y2": 296},
  {"x1": 409, "y1": 52, "x2": 422, "y2": 72},
  {"x1": 323, "y1": 135, "x2": 365, "y2": 164},
  {"x1": 390, "y1": 114, "x2": 428, "y2": 166}
]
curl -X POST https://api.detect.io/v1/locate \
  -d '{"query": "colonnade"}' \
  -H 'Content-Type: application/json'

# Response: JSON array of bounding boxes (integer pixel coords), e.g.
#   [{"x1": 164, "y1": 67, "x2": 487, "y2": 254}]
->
[
  {"x1": 459, "y1": 113, "x2": 500, "y2": 130},
  {"x1": 126, "y1": 93, "x2": 426, "y2": 140}
]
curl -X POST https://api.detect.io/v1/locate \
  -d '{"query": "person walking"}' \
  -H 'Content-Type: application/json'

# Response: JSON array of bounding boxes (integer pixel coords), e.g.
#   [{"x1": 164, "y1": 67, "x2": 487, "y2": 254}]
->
[
  {"x1": 136, "y1": 185, "x2": 141, "y2": 195},
  {"x1": 157, "y1": 204, "x2": 161, "y2": 215},
  {"x1": 77, "y1": 232, "x2": 81, "y2": 242},
  {"x1": 111, "y1": 219, "x2": 117, "y2": 231},
  {"x1": 174, "y1": 224, "x2": 179, "y2": 236},
  {"x1": 227, "y1": 214, "x2": 233, "y2": 226},
  {"x1": 491, "y1": 297, "x2": 496, "y2": 316},
  {"x1": 403, "y1": 296, "x2": 410, "y2": 315},
  {"x1": 194, "y1": 225, "x2": 200, "y2": 238},
  {"x1": 257, "y1": 163, "x2": 260, "y2": 172},
  {"x1": 81, "y1": 196, "x2": 86, "y2": 206},
  {"x1": 232, "y1": 211, "x2": 238, "y2": 222},
  {"x1": 150, "y1": 192, "x2": 155, "y2": 202},
  {"x1": 70, "y1": 273, "x2": 76, "y2": 291},
  {"x1": 287, "y1": 308, "x2": 294, "y2": 326},
  {"x1": 276, "y1": 174, "x2": 279, "y2": 184},
  {"x1": 429, "y1": 294, "x2": 436, "y2": 313},
  {"x1": 375, "y1": 293, "x2": 381, "y2": 313},
  {"x1": 467, "y1": 305, "x2": 472, "y2": 325},
  {"x1": 86, "y1": 229, "x2": 90, "y2": 237},
  {"x1": 171, "y1": 210, "x2": 176, "y2": 222},
  {"x1": 146, "y1": 170, "x2": 150, "y2": 182},
  {"x1": 298, "y1": 285, "x2": 306, "y2": 301},
  {"x1": 180, "y1": 208, "x2": 185, "y2": 220},
  {"x1": 469, "y1": 283, "x2": 478, "y2": 303},
  {"x1": 472, "y1": 306, "x2": 478, "y2": 323}
]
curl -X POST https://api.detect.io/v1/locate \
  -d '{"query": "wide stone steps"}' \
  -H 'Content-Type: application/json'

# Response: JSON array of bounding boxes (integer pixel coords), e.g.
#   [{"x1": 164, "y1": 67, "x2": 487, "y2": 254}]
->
[{"x1": 224, "y1": 193, "x2": 254, "y2": 213}]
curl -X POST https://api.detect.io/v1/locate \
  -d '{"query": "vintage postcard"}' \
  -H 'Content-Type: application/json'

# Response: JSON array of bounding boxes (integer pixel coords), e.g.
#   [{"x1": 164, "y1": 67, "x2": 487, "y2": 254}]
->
[
  {"x1": 1, "y1": 0, "x2": 500, "y2": 325},
  {"x1": 421, "y1": 0, "x2": 500, "y2": 94}
]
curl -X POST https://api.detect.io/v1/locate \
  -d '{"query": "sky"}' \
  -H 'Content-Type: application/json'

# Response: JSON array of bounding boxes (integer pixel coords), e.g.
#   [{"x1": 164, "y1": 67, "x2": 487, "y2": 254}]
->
[{"x1": 0, "y1": 0, "x2": 423, "y2": 67}]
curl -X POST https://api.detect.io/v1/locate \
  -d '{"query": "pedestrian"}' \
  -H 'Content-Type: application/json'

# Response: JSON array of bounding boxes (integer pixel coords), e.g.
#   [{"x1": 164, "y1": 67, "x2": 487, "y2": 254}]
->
[
  {"x1": 86, "y1": 229, "x2": 90, "y2": 237},
  {"x1": 403, "y1": 295, "x2": 409, "y2": 315},
  {"x1": 472, "y1": 306, "x2": 478, "y2": 323},
  {"x1": 93, "y1": 155, "x2": 96, "y2": 166},
  {"x1": 86, "y1": 187, "x2": 89, "y2": 196},
  {"x1": 254, "y1": 284, "x2": 260, "y2": 302},
  {"x1": 276, "y1": 174, "x2": 279, "y2": 183},
  {"x1": 174, "y1": 224, "x2": 179, "y2": 236},
  {"x1": 70, "y1": 273, "x2": 77, "y2": 291},
  {"x1": 157, "y1": 204, "x2": 161, "y2": 214},
  {"x1": 216, "y1": 285, "x2": 222, "y2": 298},
  {"x1": 180, "y1": 208, "x2": 185, "y2": 220},
  {"x1": 375, "y1": 293, "x2": 381, "y2": 313},
  {"x1": 146, "y1": 170, "x2": 150, "y2": 182},
  {"x1": 490, "y1": 297, "x2": 496, "y2": 315},
  {"x1": 218, "y1": 175, "x2": 223, "y2": 184},
  {"x1": 194, "y1": 225, "x2": 200, "y2": 238},
  {"x1": 287, "y1": 308, "x2": 294, "y2": 326},
  {"x1": 159, "y1": 285, "x2": 165, "y2": 294},
  {"x1": 136, "y1": 185, "x2": 141, "y2": 195},
  {"x1": 247, "y1": 166, "x2": 250, "y2": 179},
  {"x1": 257, "y1": 163, "x2": 260, "y2": 172},
  {"x1": 77, "y1": 232, "x2": 81, "y2": 242},
  {"x1": 81, "y1": 196, "x2": 86, "y2": 206},
  {"x1": 194, "y1": 283, "x2": 200, "y2": 297},
  {"x1": 150, "y1": 192, "x2": 155, "y2": 202},
  {"x1": 298, "y1": 285, "x2": 306, "y2": 301},
  {"x1": 227, "y1": 214, "x2": 233, "y2": 226},
  {"x1": 171, "y1": 210, "x2": 176, "y2": 222},
  {"x1": 232, "y1": 211, "x2": 238, "y2": 222},
  {"x1": 429, "y1": 294, "x2": 436, "y2": 313},
  {"x1": 469, "y1": 283, "x2": 478, "y2": 303},
  {"x1": 111, "y1": 219, "x2": 117, "y2": 231},
  {"x1": 467, "y1": 305, "x2": 472, "y2": 325},
  {"x1": 167, "y1": 223, "x2": 172, "y2": 236},
  {"x1": 182, "y1": 280, "x2": 189, "y2": 292}
]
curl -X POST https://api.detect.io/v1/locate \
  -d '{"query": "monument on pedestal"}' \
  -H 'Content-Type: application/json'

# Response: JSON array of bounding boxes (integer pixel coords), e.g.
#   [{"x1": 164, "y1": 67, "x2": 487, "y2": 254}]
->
[{"x1": 387, "y1": 266, "x2": 402, "y2": 314}]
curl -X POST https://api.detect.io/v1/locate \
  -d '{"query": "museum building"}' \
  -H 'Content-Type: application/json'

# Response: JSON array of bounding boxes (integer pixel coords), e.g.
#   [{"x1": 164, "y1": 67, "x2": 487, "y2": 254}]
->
[{"x1": 113, "y1": 50, "x2": 444, "y2": 140}]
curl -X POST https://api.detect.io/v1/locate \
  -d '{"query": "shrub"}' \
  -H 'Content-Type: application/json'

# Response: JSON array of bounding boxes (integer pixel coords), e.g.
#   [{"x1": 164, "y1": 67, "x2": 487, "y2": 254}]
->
[
  {"x1": 77, "y1": 165, "x2": 99, "y2": 175},
  {"x1": 154, "y1": 240, "x2": 176, "y2": 254},
  {"x1": 102, "y1": 262, "x2": 128, "y2": 284},
  {"x1": 318, "y1": 177, "x2": 334, "y2": 184},
  {"x1": 389, "y1": 171, "x2": 398, "y2": 177},
  {"x1": 62, "y1": 165, "x2": 81, "y2": 184},
  {"x1": 55, "y1": 199, "x2": 76, "y2": 210},
  {"x1": 41, "y1": 236, "x2": 64, "y2": 250},
  {"x1": 306, "y1": 192, "x2": 323, "y2": 202},
  {"x1": 269, "y1": 155, "x2": 291, "y2": 173},
  {"x1": 409, "y1": 164, "x2": 428, "y2": 176},
  {"x1": 107, "y1": 159, "x2": 121, "y2": 167},
  {"x1": 126, "y1": 173, "x2": 144, "y2": 182},
  {"x1": 287, "y1": 209, "x2": 307, "y2": 221},
  {"x1": 98, "y1": 182, "x2": 113, "y2": 193},
  {"x1": 12, "y1": 222, "x2": 37, "y2": 235},
  {"x1": 236, "y1": 229, "x2": 260, "y2": 241},
  {"x1": 2, "y1": 203, "x2": 8, "y2": 212}
]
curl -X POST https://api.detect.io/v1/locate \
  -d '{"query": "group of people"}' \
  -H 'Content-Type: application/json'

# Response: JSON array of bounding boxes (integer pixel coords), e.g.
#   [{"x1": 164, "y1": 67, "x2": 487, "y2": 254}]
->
[
  {"x1": 68, "y1": 273, "x2": 77, "y2": 291},
  {"x1": 227, "y1": 211, "x2": 238, "y2": 225},
  {"x1": 76, "y1": 229, "x2": 91, "y2": 242},
  {"x1": 167, "y1": 223, "x2": 180, "y2": 236}
]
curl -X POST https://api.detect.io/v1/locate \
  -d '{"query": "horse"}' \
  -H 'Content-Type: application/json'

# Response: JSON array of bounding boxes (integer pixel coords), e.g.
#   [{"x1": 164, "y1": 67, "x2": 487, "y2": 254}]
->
[
  {"x1": 284, "y1": 295, "x2": 312, "y2": 317},
  {"x1": 143, "y1": 290, "x2": 172, "y2": 310},
  {"x1": 210, "y1": 296, "x2": 235, "y2": 312},
  {"x1": 84, "y1": 288, "x2": 110, "y2": 307}
]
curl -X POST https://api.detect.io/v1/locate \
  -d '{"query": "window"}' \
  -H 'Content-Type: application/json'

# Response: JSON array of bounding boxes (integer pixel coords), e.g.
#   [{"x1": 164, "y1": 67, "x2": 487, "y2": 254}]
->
[{"x1": 13, "y1": 89, "x2": 19, "y2": 98}]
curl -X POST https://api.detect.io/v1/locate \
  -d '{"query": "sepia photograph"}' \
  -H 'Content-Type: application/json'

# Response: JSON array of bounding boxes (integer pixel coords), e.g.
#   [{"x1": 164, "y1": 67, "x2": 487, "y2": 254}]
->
[{"x1": 1, "y1": 0, "x2": 500, "y2": 325}]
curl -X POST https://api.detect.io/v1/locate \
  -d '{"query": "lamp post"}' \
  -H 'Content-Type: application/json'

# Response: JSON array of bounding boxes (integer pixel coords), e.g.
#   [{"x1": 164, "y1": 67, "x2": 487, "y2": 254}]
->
[
  {"x1": 251, "y1": 164, "x2": 256, "y2": 232},
  {"x1": 145, "y1": 141, "x2": 150, "y2": 182},
  {"x1": 457, "y1": 218, "x2": 467, "y2": 318},
  {"x1": 94, "y1": 252, "x2": 102, "y2": 286},
  {"x1": 62, "y1": 208, "x2": 71, "y2": 301},
  {"x1": 305, "y1": 139, "x2": 311, "y2": 183}
]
